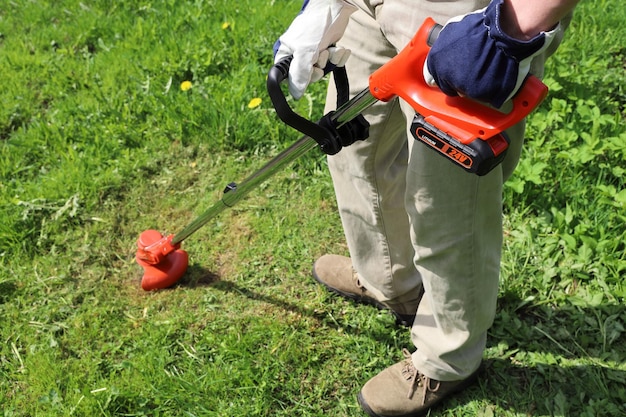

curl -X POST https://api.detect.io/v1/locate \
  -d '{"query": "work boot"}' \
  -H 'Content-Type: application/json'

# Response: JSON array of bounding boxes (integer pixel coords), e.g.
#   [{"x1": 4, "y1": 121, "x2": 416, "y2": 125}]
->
[
  {"x1": 312, "y1": 254, "x2": 421, "y2": 327},
  {"x1": 357, "y1": 349, "x2": 480, "y2": 417}
]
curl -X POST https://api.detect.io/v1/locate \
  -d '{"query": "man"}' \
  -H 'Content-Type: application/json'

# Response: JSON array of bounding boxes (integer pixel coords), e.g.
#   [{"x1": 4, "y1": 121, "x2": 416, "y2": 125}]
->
[{"x1": 275, "y1": 0, "x2": 580, "y2": 415}]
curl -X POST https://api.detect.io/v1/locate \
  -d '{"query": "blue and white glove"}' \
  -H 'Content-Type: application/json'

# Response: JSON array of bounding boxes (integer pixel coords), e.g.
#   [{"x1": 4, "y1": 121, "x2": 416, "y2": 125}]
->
[
  {"x1": 423, "y1": 0, "x2": 559, "y2": 108},
  {"x1": 274, "y1": 0, "x2": 357, "y2": 99}
]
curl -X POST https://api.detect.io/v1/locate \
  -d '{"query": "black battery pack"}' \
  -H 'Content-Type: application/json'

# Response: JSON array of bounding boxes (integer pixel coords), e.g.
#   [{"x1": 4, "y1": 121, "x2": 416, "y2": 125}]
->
[{"x1": 411, "y1": 114, "x2": 510, "y2": 176}]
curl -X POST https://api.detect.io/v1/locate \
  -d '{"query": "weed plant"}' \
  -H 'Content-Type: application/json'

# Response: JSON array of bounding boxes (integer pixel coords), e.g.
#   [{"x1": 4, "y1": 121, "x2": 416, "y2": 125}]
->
[{"x1": 1, "y1": 1, "x2": 624, "y2": 416}]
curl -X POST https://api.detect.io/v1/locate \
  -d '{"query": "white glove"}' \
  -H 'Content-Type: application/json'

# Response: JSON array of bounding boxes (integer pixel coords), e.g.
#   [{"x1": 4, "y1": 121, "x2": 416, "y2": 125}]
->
[{"x1": 274, "y1": 0, "x2": 357, "y2": 99}]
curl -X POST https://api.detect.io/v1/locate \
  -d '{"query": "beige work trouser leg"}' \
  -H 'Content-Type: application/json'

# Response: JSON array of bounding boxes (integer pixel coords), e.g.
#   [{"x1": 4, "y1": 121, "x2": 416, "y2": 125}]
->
[{"x1": 325, "y1": 0, "x2": 526, "y2": 381}]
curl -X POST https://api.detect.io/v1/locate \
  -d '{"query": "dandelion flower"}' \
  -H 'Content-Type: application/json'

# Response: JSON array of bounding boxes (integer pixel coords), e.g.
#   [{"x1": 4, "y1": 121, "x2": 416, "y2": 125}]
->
[
  {"x1": 180, "y1": 81, "x2": 192, "y2": 91},
  {"x1": 222, "y1": 22, "x2": 231, "y2": 30},
  {"x1": 247, "y1": 97, "x2": 262, "y2": 109}
]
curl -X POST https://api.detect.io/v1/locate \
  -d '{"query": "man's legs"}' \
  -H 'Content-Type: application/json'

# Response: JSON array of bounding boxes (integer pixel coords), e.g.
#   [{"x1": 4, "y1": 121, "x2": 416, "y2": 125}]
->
[
  {"x1": 337, "y1": 2, "x2": 510, "y2": 414},
  {"x1": 318, "y1": 0, "x2": 555, "y2": 415}
]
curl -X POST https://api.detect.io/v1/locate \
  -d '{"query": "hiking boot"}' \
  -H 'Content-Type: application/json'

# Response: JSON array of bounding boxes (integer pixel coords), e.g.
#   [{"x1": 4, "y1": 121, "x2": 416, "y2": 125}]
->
[
  {"x1": 357, "y1": 349, "x2": 480, "y2": 417},
  {"x1": 312, "y1": 254, "x2": 420, "y2": 327}
]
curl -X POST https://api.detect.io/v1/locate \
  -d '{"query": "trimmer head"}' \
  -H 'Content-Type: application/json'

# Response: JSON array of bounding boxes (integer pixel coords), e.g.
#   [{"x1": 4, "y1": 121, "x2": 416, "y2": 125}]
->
[{"x1": 136, "y1": 230, "x2": 189, "y2": 291}]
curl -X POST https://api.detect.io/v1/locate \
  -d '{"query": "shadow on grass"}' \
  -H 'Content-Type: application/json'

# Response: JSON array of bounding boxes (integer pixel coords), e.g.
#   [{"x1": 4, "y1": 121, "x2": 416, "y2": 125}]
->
[
  {"x1": 0, "y1": 280, "x2": 18, "y2": 304},
  {"x1": 476, "y1": 293, "x2": 626, "y2": 415},
  {"x1": 434, "y1": 296, "x2": 626, "y2": 415},
  {"x1": 176, "y1": 263, "x2": 221, "y2": 288},
  {"x1": 492, "y1": 291, "x2": 625, "y2": 360},
  {"x1": 176, "y1": 263, "x2": 404, "y2": 342},
  {"x1": 466, "y1": 358, "x2": 626, "y2": 416}
]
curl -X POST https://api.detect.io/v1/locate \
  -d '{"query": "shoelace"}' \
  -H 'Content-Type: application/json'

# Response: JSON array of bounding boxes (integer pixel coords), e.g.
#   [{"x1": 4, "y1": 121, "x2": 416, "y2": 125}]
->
[{"x1": 400, "y1": 349, "x2": 442, "y2": 403}]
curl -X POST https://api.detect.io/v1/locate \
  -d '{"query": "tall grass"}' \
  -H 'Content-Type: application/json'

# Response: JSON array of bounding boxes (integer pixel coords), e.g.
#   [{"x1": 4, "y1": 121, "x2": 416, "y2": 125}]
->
[{"x1": 1, "y1": 1, "x2": 625, "y2": 416}]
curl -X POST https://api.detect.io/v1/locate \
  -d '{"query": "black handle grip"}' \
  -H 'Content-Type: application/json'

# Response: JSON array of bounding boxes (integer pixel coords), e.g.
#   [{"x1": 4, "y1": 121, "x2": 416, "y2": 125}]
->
[
  {"x1": 267, "y1": 58, "x2": 332, "y2": 149},
  {"x1": 267, "y1": 58, "x2": 355, "y2": 155}
]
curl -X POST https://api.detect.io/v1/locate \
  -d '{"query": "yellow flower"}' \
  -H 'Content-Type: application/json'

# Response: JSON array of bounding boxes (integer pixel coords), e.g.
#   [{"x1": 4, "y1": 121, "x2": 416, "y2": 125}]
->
[
  {"x1": 180, "y1": 81, "x2": 192, "y2": 91},
  {"x1": 247, "y1": 97, "x2": 262, "y2": 109},
  {"x1": 221, "y1": 21, "x2": 231, "y2": 30}
]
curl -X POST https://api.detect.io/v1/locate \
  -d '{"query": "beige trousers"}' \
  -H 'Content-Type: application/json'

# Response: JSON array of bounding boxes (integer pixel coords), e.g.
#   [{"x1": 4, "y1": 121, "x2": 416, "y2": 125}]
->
[{"x1": 325, "y1": 0, "x2": 565, "y2": 380}]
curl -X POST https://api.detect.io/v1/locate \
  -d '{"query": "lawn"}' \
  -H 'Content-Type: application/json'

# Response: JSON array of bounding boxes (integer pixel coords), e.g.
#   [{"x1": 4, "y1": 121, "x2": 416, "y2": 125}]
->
[{"x1": 1, "y1": 0, "x2": 625, "y2": 416}]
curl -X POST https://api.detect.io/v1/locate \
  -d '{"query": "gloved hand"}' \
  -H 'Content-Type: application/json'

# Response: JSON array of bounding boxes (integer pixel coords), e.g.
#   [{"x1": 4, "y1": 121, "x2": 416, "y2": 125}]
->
[
  {"x1": 274, "y1": 0, "x2": 357, "y2": 99},
  {"x1": 423, "y1": 0, "x2": 559, "y2": 108}
]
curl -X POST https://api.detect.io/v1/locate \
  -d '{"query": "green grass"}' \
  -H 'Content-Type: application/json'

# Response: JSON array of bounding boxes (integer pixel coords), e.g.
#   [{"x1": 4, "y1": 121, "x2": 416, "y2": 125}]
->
[{"x1": 1, "y1": 1, "x2": 625, "y2": 416}]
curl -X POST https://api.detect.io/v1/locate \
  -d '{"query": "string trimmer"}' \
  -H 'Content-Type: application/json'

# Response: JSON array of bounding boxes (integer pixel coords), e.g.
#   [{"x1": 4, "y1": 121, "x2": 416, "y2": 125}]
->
[{"x1": 135, "y1": 18, "x2": 549, "y2": 290}]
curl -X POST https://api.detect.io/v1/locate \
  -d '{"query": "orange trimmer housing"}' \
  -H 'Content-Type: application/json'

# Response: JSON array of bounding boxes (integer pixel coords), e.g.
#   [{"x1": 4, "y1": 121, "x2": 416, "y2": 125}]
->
[{"x1": 369, "y1": 17, "x2": 549, "y2": 175}]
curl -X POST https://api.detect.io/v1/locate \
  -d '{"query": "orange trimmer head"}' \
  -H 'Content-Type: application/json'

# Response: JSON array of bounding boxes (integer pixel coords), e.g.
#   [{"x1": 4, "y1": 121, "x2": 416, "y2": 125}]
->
[{"x1": 135, "y1": 230, "x2": 189, "y2": 291}]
